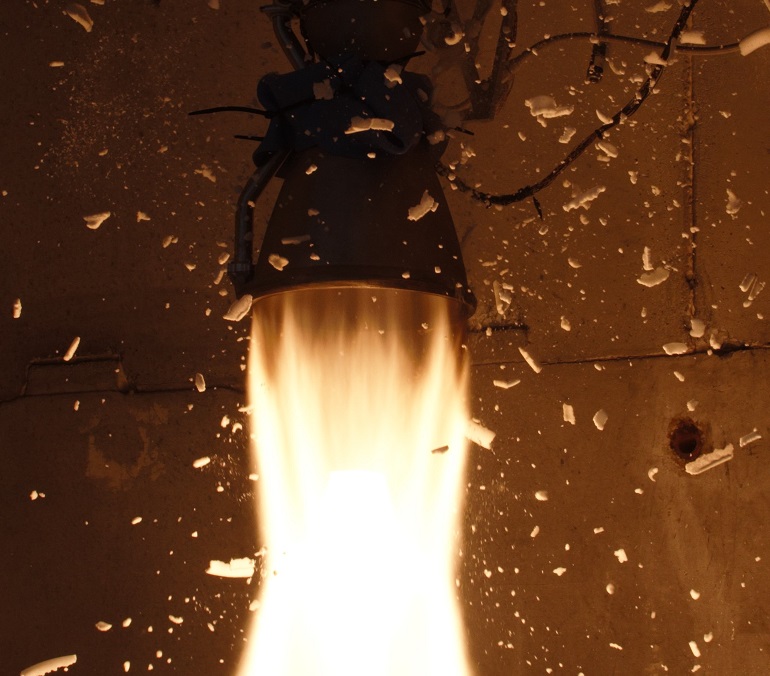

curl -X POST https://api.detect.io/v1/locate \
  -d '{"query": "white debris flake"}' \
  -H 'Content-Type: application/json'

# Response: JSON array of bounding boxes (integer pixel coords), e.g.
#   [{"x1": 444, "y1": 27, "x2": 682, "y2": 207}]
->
[
  {"x1": 553, "y1": 567, "x2": 567, "y2": 576},
  {"x1": 223, "y1": 294, "x2": 253, "y2": 322},
  {"x1": 21, "y1": 654, "x2": 78, "y2": 676},
  {"x1": 169, "y1": 615, "x2": 184, "y2": 625},
  {"x1": 518, "y1": 347, "x2": 542, "y2": 374},
  {"x1": 563, "y1": 185, "x2": 606, "y2": 212},
  {"x1": 704, "y1": 632, "x2": 713, "y2": 643},
  {"x1": 123, "y1": 661, "x2": 130, "y2": 672},
  {"x1": 64, "y1": 3, "x2": 93, "y2": 31},
  {"x1": 465, "y1": 419, "x2": 496, "y2": 449},
  {"x1": 739, "y1": 27, "x2": 770, "y2": 56},
  {"x1": 13, "y1": 298, "x2": 22, "y2": 318},
  {"x1": 645, "y1": 1, "x2": 671, "y2": 12},
  {"x1": 162, "y1": 235, "x2": 178, "y2": 248},
  {"x1": 407, "y1": 190, "x2": 439, "y2": 221},
  {"x1": 674, "y1": 371, "x2": 685, "y2": 382},
  {"x1": 206, "y1": 557, "x2": 256, "y2": 579},
  {"x1": 685, "y1": 444, "x2": 734, "y2": 475},
  {"x1": 344, "y1": 116, "x2": 395, "y2": 134},
  {"x1": 194, "y1": 373, "x2": 206, "y2": 393},
  {"x1": 644, "y1": 51, "x2": 668, "y2": 66},
  {"x1": 614, "y1": 548, "x2": 628, "y2": 563},
  {"x1": 62, "y1": 336, "x2": 80, "y2": 362},
  {"x1": 383, "y1": 65, "x2": 403, "y2": 86},
  {"x1": 305, "y1": 164, "x2": 318, "y2": 175},
  {"x1": 606, "y1": 583, "x2": 615, "y2": 594},
  {"x1": 131, "y1": 516, "x2": 142, "y2": 525},
  {"x1": 687, "y1": 399, "x2": 698, "y2": 411},
  {"x1": 560, "y1": 316, "x2": 571, "y2": 331},
  {"x1": 268, "y1": 254, "x2": 289, "y2": 271},
  {"x1": 648, "y1": 467, "x2": 659, "y2": 482},
  {"x1": 690, "y1": 318, "x2": 706, "y2": 338},
  {"x1": 593, "y1": 409, "x2": 608, "y2": 431},
  {"x1": 193, "y1": 456, "x2": 211, "y2": 468},
  {"x1": 525, "y1": 96, "x2": 574, "y2": 125},
  {"x1": 679, "y1": 30, "x2": 706, "y2": 45},
  {"x1": 559, "y1": 127, "x2": 576, "y2": 144},
  {"x1": 493, "y1": 379, "x2": 520, "y2": 389},
  {"x1": 596, "y1": 109, "x2": 613, "y2": 124},
  {"x1": 662, "y1": 342, "x2": 688, "y2": 355},
  {"x1": 609, "y1": 642, "x2": 623, "y2": 650},
  {"x1": 689, "y1": 640, "x2": 701, "y2": 658},
  {"x1": 281, "y1": 235, "x2": 311, "y2": 245},
  {"x1": 493, "y1": 280, "x2": 513, "y2": 315},
  {"x1": 122, "y1": 617, "x2": 132, "y2": 627},
  {"x1": 563, "y1": 404, "x2": 576, "y2": 425},
  {"x1": 30, "y1": 490, "x2": 40, "y2": 500},
  {"x1": 643, "y1": 246, "x2": 654, "y2": 271},
  {"x1": 638, "y1": 267, "x2": 670, "y2": 287},
  {"x1": 84, "y1": 211, "x2": 111, "y2": 230},
  {"x1": 690, "y1": 589, "x2": 701, "y2": 600},
  {"x1": 596, "y1": 141, "x2": 618, "y2": 158},
  {"x1": 194, "y1": 165, "x2": 217, "y2": 183},
  {"x1": 136, "y1": 211, "x2": 150, "y2": 222},
  {"x1": 534, "y1": 490, "x2": 549, "y2": 502},
  {"x1": 530, "y1": 525, "x2": 540, "y2": 538},
  {"x1": 95, "y1": 621, "x2": 112, "y2": 632},
  {"x1": 568, "y1": 257, "x2": 582, "y2": 269},
  {"x1": 312, "y1": 79, "x2": 334, "y2": 101},
  {"x1": 739, "y1": 430, "x2": 762, "y2": 447},
  {"x1": 726, "y1": 189, "x2": 742, "y2": 216}
]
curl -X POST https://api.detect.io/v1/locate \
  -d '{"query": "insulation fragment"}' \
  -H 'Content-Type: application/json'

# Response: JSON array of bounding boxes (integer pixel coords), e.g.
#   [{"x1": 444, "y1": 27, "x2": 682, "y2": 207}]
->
[{"x1": 685, "y1": 444, "x2": 734, "y2": 475}]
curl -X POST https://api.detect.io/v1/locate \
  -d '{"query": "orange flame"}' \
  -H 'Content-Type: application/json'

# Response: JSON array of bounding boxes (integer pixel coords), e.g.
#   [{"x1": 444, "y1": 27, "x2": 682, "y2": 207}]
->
[{"x1": 239, "y1": 287, "x2": 471, "y2": 676}]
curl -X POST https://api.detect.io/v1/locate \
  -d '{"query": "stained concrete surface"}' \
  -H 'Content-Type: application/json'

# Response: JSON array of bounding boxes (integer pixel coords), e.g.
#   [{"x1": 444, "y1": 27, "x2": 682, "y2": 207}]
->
[{"x1": 2, "y1": 0, "x2": 770, "y2": 674}]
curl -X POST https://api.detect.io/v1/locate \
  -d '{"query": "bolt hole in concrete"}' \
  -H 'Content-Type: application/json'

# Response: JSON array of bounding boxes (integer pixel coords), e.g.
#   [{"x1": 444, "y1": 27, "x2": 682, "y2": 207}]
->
[{"x1": 668, "y1": 418, "x2": 704, "y2": 461}]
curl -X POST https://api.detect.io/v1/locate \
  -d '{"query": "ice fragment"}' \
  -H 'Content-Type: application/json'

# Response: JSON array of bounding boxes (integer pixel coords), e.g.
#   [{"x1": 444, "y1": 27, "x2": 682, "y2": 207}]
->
[
  {"x1": 518, "y1": 347, "x2": 542, "y2": 373},
  {"x1": 685, "y1": 444, "x2": 734, "y2": 475},
  {"x1": 593, "y1": 409, "x2": 608, "y2": 431},
  {"x1": 739, "y1": 430, "x2": 761, "y2": 447},
  {"x1": 739, "y1": 27, "x2": 770, "y2": 56},
  {"x1": 535, "y1": 490, "x2": 549, "y2": 501},
  {"x1": 726, "y1": 189, "x2": 742, "y2": 217},
  {"x1": 553, "y1": 567, "x2": 567, "y2": 576},
  {"x1": 206, "y1": 557, "x2": 256, "y2": 579},
  {"x1": 344, "y1": 117, "x2": 395, "y2": 134},
  {"x1": 596, "y1": 141, "x2": 618, "y2": 158},
  {"x1": 407, "y1": 190, "x2": 439, "y2": 221},
  {"x1": 645, "y1": 1, "x2": 671, "y2": 12},
  {"x1": 690, "y1": 589, "x2": 700, "y2": 600},
  {"x1": 84, "y1": 211, "x2": 111, "y2": 230},
  {"x1": 648, "y1": 467, "x2": 658, "y2": 482},
  {"x1": 21, "y1": 655, "x2": 78, "y2": 676},
  {"x1": 194, "y1": 373, "x2": 206, "y2": 393},
  {"x1": 689, "y1": 641, "x2": 701, "y2": 658},
  {"x1": 465, "y1": 420, "x2": 495, "y2": 449},
  {"x1": 223, "y1": 294, "x2": 253, "y2": 322},
  {"x1": 13, "y1": 298, "x2": 22, "y2": 319},
  {"x1": 560, "y1": 316, "x2": 571, "y2": 331},
  {"x1": 558, "y1": 127, "x2": 576, "y2": 144},
  {"x1": 563, "y1": 185, "x2": 606, "y2": 212},
  {"x1": 614, "y1": 548, "x2": 628, "y2": 563},
  {"x1": 563, "y1": 404, "x2": 575, "y2": 425},
  {"x1": 690, "y1": 318, "x2": 706, "y2": 338},
  {"x1": 63, "y1": 336, "x2": 80, "y2": 362},
  {"x1": 525, "y1": 96, "x2": 574, "y2": 125},
  {"x1": 644, "y1": 51, "x2": 668, "y2": 66},
  {"x1": 493, "y1": 379, "x2": 520, "y2": 389},
  {"x1": 268, "y1": 254, "x2": 289, "y2": 271},
  {"x1": 64, "y1": 4, "x2": 93, "y2": 32},
  {"x1": 662, "y1": 342, "x2": 688, "y2": 355},
  {"x1": 95, "y1": 621, "x2": 112, "y2": 632},
  {"x1": 679, "y1": 30, "x2": 706, "y2": 45}
]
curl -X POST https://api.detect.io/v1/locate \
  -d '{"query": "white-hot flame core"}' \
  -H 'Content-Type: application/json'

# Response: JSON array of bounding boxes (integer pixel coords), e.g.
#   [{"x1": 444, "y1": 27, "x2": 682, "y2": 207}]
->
[{"x1": 238, "y1": 287, "x2": 471, "y2": 676}]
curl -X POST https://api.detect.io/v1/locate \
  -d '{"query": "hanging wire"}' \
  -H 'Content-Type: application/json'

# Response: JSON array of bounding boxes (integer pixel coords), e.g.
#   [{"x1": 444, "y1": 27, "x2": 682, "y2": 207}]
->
[{"x1": 437, "y1": 0, "x2": 723, "y2": 214}]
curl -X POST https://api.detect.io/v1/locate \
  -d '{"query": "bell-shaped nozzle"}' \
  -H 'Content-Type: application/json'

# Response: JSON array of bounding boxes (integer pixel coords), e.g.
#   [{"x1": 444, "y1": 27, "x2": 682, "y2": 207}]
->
[{"x1": 238, "y1": 142, "x2": 476, "y2": 318}]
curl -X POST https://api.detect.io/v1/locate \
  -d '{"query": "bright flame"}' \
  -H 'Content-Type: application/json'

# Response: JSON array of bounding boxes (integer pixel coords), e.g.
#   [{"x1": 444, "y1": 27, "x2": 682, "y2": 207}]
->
[{"x1": 239, "y1": 287, "x2": 471, "y2": 676}]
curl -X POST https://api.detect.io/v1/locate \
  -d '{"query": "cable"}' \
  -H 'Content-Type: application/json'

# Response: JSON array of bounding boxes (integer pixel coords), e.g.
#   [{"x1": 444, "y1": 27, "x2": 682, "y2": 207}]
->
[{"x1": 438, "y1": 0, "x2": 733, "y2": 212}]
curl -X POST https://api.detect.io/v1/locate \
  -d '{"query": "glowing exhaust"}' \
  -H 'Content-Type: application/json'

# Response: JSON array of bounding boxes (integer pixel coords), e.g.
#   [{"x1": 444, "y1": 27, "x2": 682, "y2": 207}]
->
[{"x1": 238, "y1": 287, "x2": 472, "y2": 676}]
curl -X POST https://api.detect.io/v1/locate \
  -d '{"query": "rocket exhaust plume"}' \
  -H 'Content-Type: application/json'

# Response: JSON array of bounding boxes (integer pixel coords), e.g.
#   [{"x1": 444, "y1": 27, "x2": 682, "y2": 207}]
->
[{"x1": 239, "y1": 286, "x2": 472, "y2": 676}]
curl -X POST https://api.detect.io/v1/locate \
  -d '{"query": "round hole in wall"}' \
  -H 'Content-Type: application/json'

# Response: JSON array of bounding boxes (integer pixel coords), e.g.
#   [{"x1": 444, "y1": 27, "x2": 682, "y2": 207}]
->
[{"x1": 668, "y1": 418, "x2": 703, "y2": 460}]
